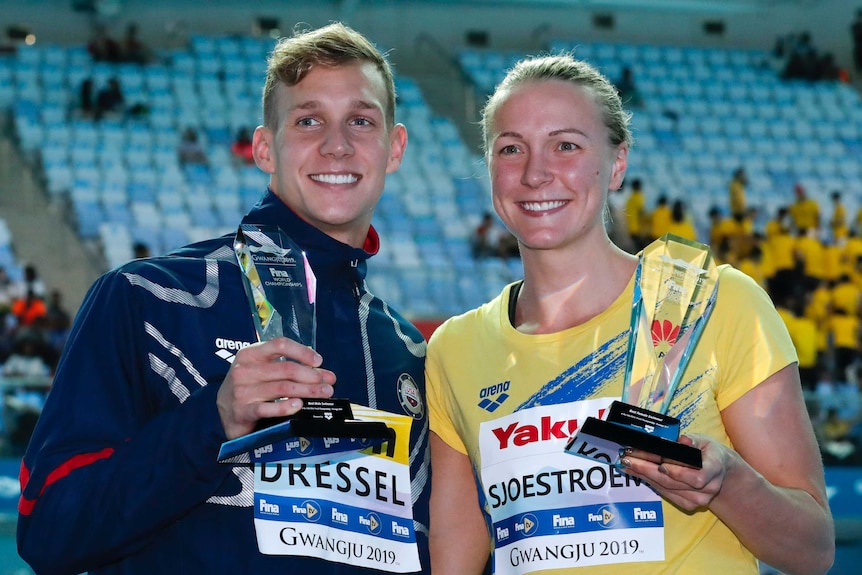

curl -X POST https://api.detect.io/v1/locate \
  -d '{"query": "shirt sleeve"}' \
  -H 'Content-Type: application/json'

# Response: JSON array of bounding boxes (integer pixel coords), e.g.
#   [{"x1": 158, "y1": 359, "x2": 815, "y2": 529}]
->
[{"x1": 710, "y1": 265, "x2": 798, "y2": 411}]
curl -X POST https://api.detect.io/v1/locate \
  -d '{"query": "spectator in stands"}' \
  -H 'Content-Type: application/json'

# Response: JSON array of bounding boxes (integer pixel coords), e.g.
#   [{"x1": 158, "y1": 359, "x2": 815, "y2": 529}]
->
[
  {"x1": 76, "y1": 77, "x2": 95, "y2": 119},
  {"x1": 853, "y1": 9, "x2": 862, "y2": 74},
  {"x1": 17, "y1": 22, "x2": 431, "y2": 575},
  {"x1": 10, "y1": 290, "x2": 46, "y2": 328},
  {"x1": 120, "y1": 22, "x2": 151, "y2": 64},
  {"x1": 18, "y1": 264, "x2": 46, "y2": 300},
  {"x1": 737, "y1": 242, "x2": 768, "y2": 290},
  {"x1": 87, "y1": 23, "x2": 121, "y2": 63},
  {"x1": 177, "y1": 126, "x2": 209, "y2": 166},
  {"x1": 789, "y1": 182, "x2": 820, "y2": 233},
  {"x1": 728, "y1": 166, "x2": 747, "y2": 219},
  {"x1": 2, "y1": 332, "x2": 51, "y2": 380},
  {"x1": 470, "y1": 211, "x2": 498, "y2": 258},
  {"x1": 829, "y1": 305, "x2": 860, "y2": 384},
  {"x1": 132, "y1": 241, "x2": 151, "y2": 258},
  {"x1": 624, "y1": 177, "x2": 649, "y2": 250},
  {"x1": 667, "y1": 199, "x2": 696, "y2": 241},
  {"x1": 0, "y1": 266, "x2": 14, "y2": 323},
  {"x1": 649, "y1": 194, "x2": 672, "y2": 240},
  {"x1": 95, "y1": 77, "x2": 125, "y2": 120},
  {"x1": 613, "y1": 65, "x2": 643, "y2": 109},
  {"x1": 793, "y1": 294, "x2": 821, "y2": 392},
  {"x1": 43, "y1": 288, "x2": 71, "y2": 357},
  {"x1": 829, "y1": 190, "x2": 848, "y2": 241},
  {"x1": 781, "y1": 31, "x2": 820, "y2": 80},
  {"x1": 795, "y1": 228, "x2": 825, "y2": 293},
  {"x1": 427, "y1": 52, "x2": 833, "y2": 575},
  {"x1": 229, "y1": 127, "x2": 255, "y2": 166}
]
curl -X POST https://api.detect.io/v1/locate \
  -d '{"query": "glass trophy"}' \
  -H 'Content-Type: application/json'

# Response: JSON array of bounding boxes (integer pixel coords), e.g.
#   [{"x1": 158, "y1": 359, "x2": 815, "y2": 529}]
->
[
  {"x1": 218, "y1": 224, "x2": 391, "y2": 462},
  {"x1": 565, "y1": 234, "x2": 720, "y2": 469}
]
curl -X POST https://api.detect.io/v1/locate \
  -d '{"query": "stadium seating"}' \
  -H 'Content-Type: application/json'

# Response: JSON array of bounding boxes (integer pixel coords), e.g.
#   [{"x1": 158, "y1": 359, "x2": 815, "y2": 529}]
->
[
  {"x1": 4, "y1": 37, "x2": 862, "y2": 320},
  {"x1": 459, "y1": 41, "x2": 862, "y2": 236}
]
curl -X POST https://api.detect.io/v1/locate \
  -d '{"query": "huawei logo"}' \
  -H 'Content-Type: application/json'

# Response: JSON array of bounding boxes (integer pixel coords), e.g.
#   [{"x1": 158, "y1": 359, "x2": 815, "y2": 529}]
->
[{"x1": 651, "y1": 319, "x2": 679, "y2": 357}]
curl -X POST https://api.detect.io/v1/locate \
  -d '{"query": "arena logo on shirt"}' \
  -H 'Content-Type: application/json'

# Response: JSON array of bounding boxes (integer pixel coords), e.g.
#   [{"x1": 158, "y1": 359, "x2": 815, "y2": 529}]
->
[{"x1": 478, "y1": 381, "x2": 511, "y2": 413}]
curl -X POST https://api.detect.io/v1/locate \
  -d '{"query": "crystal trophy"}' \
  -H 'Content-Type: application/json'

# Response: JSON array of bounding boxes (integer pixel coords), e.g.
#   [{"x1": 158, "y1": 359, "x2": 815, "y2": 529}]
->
[
  {"x1": 565, "y1": 234, "x2": 720, "y2": 469},
  {"x1": 218, "y1": 224, "x2": 391, "y2": 462}
]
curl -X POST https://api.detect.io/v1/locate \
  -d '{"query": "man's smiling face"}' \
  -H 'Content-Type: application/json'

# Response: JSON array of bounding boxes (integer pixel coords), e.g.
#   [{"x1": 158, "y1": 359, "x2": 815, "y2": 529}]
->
[{"x1": 253, "y1": 61, "x2": 407, "y2": 247}]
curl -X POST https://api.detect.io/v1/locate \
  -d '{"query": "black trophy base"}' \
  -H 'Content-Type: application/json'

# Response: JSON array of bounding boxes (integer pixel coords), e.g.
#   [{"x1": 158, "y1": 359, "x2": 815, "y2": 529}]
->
[
  {"x1": 218, "y1": 398, "x2": 392, "y2": 462},
  {"x1": 575, "y1": 416, "x2": 702, "y2": 469}
]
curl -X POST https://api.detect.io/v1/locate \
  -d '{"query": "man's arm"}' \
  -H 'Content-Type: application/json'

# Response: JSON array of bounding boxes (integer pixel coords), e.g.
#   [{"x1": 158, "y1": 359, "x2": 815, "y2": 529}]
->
[{"x1": 17, "y1": 273, "x2": 334, "y2": 575}]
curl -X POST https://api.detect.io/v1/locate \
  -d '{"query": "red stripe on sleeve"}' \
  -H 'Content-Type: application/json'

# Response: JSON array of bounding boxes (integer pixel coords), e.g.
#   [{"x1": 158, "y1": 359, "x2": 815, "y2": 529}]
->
[{"x1": 18, "y1": 447, "x2": 115, "y2": 515}]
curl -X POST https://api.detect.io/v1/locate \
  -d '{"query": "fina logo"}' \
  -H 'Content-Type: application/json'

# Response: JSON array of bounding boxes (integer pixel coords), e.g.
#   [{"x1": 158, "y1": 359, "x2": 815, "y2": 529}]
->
[
  {"x1": 299, "y1": 500, "x2": 322, "y2": 523},
  {"x1": 587, "y1": 506, "x2": 617, "y2": 529},
  {"x1": 360, "y1": 512, "x2": 382, "y2": 535},
  {"x1": 514, "y1": 513, "x2": 538, "y2": 537},
  {"x1": 478, "y1": 381, "x2": 510, "y2": 413}
]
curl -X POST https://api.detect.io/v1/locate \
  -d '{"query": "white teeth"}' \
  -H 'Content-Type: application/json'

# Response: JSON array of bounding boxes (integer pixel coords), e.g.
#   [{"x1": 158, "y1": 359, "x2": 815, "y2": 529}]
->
[
  {"x1": 310, "y1": 173, "x2": 358, "y2": 184},
  {"x1": 521, "y1": 200, "x2": 566, "y2": 211}
]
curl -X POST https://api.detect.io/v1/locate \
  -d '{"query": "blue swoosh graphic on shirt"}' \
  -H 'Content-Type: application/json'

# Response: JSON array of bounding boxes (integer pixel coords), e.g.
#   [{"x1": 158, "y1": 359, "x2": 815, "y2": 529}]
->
[{"x1": 517, "y1": 331, "x2": 630, "y2": 410}]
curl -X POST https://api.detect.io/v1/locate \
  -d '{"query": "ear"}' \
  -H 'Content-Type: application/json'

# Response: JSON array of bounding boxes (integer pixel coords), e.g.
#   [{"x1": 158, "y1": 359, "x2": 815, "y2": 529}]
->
[
  {"x1": 385, "y1": 123, "x2": 408, "y2": 174},
  {"x1": 252, "y1": 126, "x2": 275, "y2": 174},
  {"x1": 608, "y1": 143, "x2": 628, "y2": 191}
]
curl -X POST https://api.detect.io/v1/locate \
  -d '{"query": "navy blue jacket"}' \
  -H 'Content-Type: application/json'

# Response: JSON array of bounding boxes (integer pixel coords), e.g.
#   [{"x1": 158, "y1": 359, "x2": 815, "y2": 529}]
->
[{"x1": 17, "y1": 190, "x2": 430, "y2": 574}]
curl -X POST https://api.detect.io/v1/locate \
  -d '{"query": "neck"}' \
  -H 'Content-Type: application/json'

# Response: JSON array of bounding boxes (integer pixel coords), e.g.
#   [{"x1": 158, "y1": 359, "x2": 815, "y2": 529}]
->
[{"x1": 513, "y1": 238, "x2": 637, "y2": 334}]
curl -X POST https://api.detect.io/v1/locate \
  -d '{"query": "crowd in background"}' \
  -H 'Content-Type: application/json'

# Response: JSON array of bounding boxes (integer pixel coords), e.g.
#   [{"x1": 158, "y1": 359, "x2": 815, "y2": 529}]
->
[{"x1": 0, "y1": 263, "x2": 70, "y2": 456}]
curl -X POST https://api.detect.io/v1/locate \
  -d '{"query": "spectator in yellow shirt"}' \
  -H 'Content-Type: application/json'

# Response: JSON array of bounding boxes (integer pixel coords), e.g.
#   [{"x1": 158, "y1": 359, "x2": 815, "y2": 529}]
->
[
  {"x1": 728, "y1": 166, "x2": 747, "y2": 218},
  {"x1": 788, "y1": 182, "x2": 820, "y2": 233},
  {"x1": 829, "y1": 307, "x2": 860, "y2": 383},
  {"x1": 667, "y1": 199, "x2": 697, "y2": 241},
  {"x1": 624, "y1": 178, "x2": 648, "y2": 250},
  {"x1": 649, "y1": 194, "x2": 672, "y2": 240},
  {"x1": 829, "y1": 191, "x2": 848, "y2": 241}
]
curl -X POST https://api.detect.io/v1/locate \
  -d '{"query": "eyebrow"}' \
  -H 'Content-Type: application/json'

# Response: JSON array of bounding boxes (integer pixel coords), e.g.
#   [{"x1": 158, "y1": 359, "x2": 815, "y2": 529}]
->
[
  {"x1": 496, "y1": 127, "x2": 589, "y2": 140},
  {"x1": 291, "y1": 99, "x2": 382, "y2": 114}
]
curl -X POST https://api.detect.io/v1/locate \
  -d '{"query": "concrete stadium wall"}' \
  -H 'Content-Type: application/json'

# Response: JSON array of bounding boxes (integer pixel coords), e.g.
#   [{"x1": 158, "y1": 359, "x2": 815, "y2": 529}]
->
[{"x1": 0, "y1": 0, "x2": 857, "y2": 71}]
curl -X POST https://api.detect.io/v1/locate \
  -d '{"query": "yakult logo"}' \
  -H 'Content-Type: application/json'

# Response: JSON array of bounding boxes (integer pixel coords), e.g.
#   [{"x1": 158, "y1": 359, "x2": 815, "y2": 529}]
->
[{"x1": 491, "y1": 415, "x2": 581, "y2": 449}]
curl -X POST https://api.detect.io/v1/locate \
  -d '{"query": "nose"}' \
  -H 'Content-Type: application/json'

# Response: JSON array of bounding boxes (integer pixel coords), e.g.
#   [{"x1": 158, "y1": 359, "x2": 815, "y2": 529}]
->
[
  {"x1": 520, "y1": 152, "x2": 552, "y2": 188},
  {"x1": 320, "y1": 124, "x2": 354, "y2": 158}
]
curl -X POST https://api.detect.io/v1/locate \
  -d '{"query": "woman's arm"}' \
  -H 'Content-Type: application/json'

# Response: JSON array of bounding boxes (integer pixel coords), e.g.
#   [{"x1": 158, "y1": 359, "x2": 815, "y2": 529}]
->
[
  {"x1": 621, "y1": 364, "x2": 834, "y2": 575},
  {"x1": 429, "y1": 432, "x2": 491, "y2": 575}
]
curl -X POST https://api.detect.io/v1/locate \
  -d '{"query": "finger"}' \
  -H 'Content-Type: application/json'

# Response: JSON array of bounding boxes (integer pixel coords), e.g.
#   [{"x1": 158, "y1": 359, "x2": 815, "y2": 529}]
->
[
  {"x1": 236, "y1": 337, "x2": 324, "y2": 367},
  {"x1": 256, "y1": 379, "x2": 335, "y2": 404},
  {"x1": 621, "y1": 446, "x2": 663, "y2": 465}
]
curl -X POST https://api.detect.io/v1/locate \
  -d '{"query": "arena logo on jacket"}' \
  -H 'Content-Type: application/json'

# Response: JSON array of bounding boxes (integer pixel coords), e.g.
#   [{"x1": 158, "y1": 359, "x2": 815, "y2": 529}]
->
[{"x1": 214, "y1": 336, "x2": 255, "y2": 363}]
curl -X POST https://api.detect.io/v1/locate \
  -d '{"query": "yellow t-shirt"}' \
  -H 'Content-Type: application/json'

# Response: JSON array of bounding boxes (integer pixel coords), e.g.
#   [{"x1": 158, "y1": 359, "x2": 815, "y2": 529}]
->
[
  {"x1": 830, "y1": 313, "x2": 859, "y2": 350},
  {"x1": 666, "y1": 220, "x2": 697, "y2": 242},
  {"x1": 831, "y1": 281, "x2": 860, "y2": 315},
  {"x1": 427, "y1": 266, "x2": 796, "y2": 575},
  {"x1": 789, "y1": 199, "x2": 820, "y2": 232},
  {"x1": 795, "y1": 235, "x2": 824, "y2": 279},
  {"x1": 765, "y1": 233, "x2": 796, "y2": 272}
]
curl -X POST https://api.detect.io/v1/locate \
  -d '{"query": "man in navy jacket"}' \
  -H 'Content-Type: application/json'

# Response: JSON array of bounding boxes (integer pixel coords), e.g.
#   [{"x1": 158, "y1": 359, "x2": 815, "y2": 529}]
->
[{"x1": 18, "y1": 22, "x2": 429, "y2": 574}]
